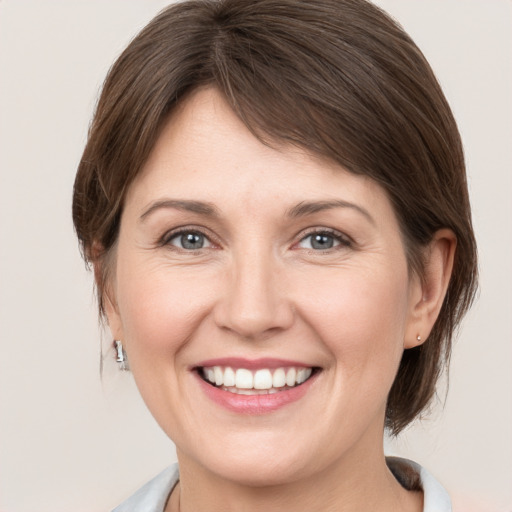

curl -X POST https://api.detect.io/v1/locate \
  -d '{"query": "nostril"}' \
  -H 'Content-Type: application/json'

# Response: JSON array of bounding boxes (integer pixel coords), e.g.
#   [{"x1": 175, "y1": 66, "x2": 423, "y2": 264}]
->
[{"x1": 212, "y1": 272, "x2": 294, "y2": 338}]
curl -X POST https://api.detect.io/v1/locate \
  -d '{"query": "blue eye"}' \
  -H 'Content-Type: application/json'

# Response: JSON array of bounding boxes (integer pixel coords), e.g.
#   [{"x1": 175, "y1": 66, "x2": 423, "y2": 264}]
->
[
  {"x1": 298, "y1": 231, "x2": 348, "y2": 250},
  {"x1": 167, "y1": 231, "x2": 211, "y2": 250}
]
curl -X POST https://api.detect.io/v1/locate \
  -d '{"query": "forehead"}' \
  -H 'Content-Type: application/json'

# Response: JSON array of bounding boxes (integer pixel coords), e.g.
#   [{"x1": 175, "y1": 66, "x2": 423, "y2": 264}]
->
[{"x1": 125, "y1": 87, "x2": 394, "y2": 224}]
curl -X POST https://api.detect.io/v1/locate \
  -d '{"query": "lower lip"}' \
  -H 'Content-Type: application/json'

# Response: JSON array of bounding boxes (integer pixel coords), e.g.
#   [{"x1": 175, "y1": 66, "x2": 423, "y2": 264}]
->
[{"x1": 196, "y1": 372, "x2": 318, "y2": 414}]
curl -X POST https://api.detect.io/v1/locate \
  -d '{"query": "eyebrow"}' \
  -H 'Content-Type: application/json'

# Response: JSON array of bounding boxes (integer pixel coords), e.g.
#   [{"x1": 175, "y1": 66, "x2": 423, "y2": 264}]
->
[
  {"x1": 139, "y1": 198, "x2": 374, "y2": 225},
  {"x1": 286, "y1": 200, "x2": 375, "y2": 224},
  {"x1": 140, "y1": 199, "x2": 220, "y2": 221}
]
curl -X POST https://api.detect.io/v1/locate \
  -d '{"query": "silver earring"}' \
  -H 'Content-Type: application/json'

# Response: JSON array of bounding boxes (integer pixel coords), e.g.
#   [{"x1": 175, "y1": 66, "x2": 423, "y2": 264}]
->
[{"x1": 114, "y1": 340, "x2": 129, "y2": 371}]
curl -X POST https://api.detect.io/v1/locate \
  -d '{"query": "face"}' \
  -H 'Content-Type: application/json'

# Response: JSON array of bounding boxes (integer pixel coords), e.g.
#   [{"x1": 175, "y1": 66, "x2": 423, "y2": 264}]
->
[{"x1": 106, "y1": 88, "x2": 423, "y2": 486}]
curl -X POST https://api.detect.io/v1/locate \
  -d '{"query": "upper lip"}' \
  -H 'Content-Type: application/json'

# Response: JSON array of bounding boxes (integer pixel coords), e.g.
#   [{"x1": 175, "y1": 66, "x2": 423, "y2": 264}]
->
[{"x1": 193, "y1": 357, "x2": 315, "y2": 370}]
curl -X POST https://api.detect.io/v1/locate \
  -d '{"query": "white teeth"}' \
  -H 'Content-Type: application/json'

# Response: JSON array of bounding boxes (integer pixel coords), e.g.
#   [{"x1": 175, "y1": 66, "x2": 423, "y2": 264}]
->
[
  {"x1": 272, "y1": 368, "x2": 286, "y2": 388},
  {"x1": 223, "y1": 387, "x2": 277, "y2": 395},
  {"x1": 296, "y1": 368, "x2": 312, "y2": 384},
  {"x1": 254, "y1": 369, "x2": 273, "y2": 389},
  {"x1": 235, "y1": 369, "x2": 253, "y2": 389},
  {"x1": 223, "y1": 367, "x2": 235, "y2": 387},
  {"x1": 286, "y1": 367, "x2": 296, "y2": 387},
  {"x1": 214, "y1": 366, "x2": 223, "y2": 386},
  {"x1": 202, "y1": 365, "x2": 314, "y2": 391},
  {"x1": 236, "y1": 389, "x2": 254, "y2": 395}
]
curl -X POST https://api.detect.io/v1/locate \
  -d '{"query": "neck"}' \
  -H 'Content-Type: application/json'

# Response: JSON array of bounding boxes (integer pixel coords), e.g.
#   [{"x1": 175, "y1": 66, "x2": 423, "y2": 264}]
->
[{"x1": 168, "y1": 443, "x2": 422, "y2": 512}]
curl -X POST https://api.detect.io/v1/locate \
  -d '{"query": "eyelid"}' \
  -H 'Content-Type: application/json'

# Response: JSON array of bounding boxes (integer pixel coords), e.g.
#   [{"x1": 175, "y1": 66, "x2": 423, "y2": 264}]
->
[
  {"x1": 159, "y1": 225, "x2": 220, "y2": 249},
  {"x1": 157, "y1": 225, "x2": 353, "y2": 251},
  {"x1": 294, "y1": 227, "x2": 353, "y2": 249}
]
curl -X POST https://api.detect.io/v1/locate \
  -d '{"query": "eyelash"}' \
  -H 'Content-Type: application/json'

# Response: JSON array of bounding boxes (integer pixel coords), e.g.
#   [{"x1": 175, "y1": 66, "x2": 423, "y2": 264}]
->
[
  {"x1": 160, "y1": 226, "x2": 218, "y2": 251},
  {"x1": 295, "y1": 228, "x2": 353, "y2": 252},
  {"x1": 159, "y1": 226, "x2": 353, "y2": 252}
]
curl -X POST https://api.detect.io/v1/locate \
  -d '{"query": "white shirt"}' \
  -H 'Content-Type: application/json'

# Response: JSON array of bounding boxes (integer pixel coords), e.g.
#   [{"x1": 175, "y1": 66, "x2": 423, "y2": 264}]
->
[{"x1": 112, "y1": 458, "x2": 451, "y2": 512}]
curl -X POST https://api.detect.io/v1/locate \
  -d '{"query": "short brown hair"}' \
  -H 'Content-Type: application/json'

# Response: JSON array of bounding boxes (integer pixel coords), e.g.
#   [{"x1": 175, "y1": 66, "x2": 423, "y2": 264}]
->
[{"x1": 72, "y1": 0, "x2": 478, "y2": 434}]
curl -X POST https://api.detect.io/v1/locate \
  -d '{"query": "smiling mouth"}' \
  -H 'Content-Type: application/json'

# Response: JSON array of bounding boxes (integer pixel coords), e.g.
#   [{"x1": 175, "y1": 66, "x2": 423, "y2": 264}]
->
[{"x1": 197, "y1": 366, "x2": 318, "y2": 395}]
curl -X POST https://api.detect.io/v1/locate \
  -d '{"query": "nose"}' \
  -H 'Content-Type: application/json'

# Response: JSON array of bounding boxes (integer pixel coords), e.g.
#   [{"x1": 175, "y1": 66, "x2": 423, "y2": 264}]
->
[{"x1": 213, "y1": 248, "x2": 294, "y2": 340}]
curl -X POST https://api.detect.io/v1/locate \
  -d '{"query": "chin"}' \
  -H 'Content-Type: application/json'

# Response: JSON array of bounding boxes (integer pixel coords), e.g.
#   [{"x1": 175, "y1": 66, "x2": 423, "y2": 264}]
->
[
  {"x1": 211, "y1": 458, "x2": 309, "y2": 487},
  {"x1": 183, "y1": 434, "x2": 315, "y2": 487}
]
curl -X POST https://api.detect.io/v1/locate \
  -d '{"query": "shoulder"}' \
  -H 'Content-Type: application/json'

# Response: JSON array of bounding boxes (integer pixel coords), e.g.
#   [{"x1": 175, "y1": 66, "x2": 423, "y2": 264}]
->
[
  {"x1": 386, "y1": 456, "x2": 452, "y2": 512},
  {"x1": 112, "y1": 464, "x2": 179, "y2": 512}
]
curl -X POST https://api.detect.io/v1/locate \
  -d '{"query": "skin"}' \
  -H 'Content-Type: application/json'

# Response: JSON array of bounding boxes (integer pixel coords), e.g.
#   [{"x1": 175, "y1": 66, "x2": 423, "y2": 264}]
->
[{"x1": 104, "y1": 87, "x2": 455, "y2": 512}]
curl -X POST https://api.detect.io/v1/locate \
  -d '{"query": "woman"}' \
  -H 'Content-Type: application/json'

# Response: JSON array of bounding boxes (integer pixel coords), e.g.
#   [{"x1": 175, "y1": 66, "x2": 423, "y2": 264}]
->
[{"x1": 72, "y1": 0, "x2": 477, "y2": 510}]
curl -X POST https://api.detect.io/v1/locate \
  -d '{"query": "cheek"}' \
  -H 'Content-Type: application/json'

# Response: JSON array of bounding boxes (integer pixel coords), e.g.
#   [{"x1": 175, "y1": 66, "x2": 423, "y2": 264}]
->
[
  {"x1": 115, "y1": 259, "x2": 217, "y2": 360},
  {"x1": 296, "y1": 263, "x2": 410, "y2": 379}
]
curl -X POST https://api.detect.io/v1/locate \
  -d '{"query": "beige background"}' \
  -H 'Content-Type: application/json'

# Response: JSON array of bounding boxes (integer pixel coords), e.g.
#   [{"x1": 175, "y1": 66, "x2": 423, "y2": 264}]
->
[{"x1": 0, "y1": 1, "x2": 510, "y2": 511}]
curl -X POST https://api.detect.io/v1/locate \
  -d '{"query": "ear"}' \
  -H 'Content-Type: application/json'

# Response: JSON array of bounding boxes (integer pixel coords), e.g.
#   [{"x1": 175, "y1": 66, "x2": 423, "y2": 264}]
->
[
  {"x1": 91, "y1": 242, "x2": 124, "y2": 341},
  {"x1": 102, "y1": 282, "x2": 124, "y2": 342},
  {"x1": 404, "y1": 229, "x2": 456, "y2": 349}
]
